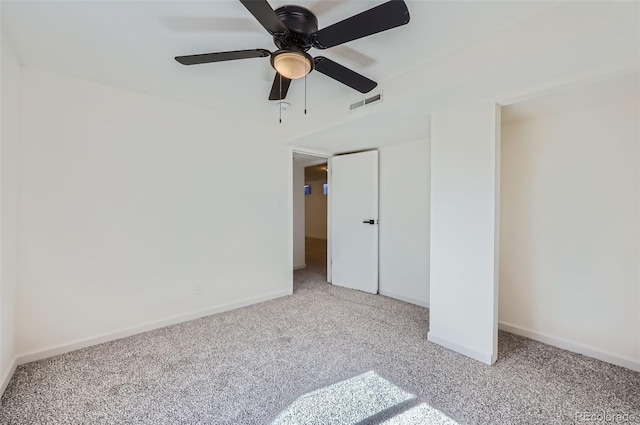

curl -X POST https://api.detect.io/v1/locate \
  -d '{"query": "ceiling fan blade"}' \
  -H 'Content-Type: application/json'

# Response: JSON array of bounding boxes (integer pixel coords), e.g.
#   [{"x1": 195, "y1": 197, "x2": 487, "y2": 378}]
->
[
  {"x1": 175, "y1": 49, "x2": 270, "y2": 65},
  {"x1": 311, "y1": 0, "x2": 410, "y2": 49},
  {"x1": 268, "y1": 73, "x2": 292, "y2": 100},
  {"x1": 313, "y1": 57, "x2": 377, "y2": 93},
  {"x1": 239, "y1": 0, "x2": 288, "y2": 35}
]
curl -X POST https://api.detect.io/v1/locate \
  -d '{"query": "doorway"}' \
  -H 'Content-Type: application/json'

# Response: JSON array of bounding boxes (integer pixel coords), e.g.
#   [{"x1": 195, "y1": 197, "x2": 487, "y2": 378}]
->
[
  {"x1": 292, "y1": 151, "x2": 331, "y2": 287},
  {"x1": 291, "y1": 149, "x2": 380, "y2": 294},
  {"x1": 303, "y1": 163, "x2": 328, "y2": 274}
]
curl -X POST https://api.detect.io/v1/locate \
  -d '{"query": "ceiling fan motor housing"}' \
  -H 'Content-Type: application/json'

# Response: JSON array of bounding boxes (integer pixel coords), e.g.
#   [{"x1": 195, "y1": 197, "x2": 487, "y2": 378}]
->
[
  {"x1": 175, "y1": 0, "x2": 411, "y2": 99},
  {"x1": 273, "y1": 5, "x2": 318, "y2": 51}
]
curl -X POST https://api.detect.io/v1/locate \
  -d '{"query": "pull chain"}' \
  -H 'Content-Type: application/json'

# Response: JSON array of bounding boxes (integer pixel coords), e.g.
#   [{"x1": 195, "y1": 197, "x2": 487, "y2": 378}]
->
[
  {"x1": 304, "y1": 73, "x2": 307, "y2": 115},
  {"x1": 279, "y1": 73, "x2": 282, "y2": 124}
]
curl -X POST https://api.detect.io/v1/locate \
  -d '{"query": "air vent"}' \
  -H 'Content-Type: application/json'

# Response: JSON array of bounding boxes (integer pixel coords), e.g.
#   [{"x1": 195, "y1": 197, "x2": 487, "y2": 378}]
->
[
  {"x1": 349, "y1": 100, "x2": 365, "y2": 111},
  {"x1": 365, "y1": 93, "x2": 381, "y2": 105},
  {"x1": 349, "y1": 92, "x2": 383, "y2": 112}
]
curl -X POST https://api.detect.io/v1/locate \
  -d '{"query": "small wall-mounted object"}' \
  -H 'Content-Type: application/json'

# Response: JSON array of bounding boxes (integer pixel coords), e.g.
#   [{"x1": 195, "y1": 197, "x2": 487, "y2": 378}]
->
[{"x1": 304, "y1": 185, "x2": 311, "y2": 196}]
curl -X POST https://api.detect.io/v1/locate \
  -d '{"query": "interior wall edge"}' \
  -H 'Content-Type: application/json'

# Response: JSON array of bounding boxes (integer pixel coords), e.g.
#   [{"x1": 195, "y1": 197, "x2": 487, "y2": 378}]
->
[
  {"x1": 378, "y1": 289, "x2": 429, "y2": 309},
  {"x1": 498, "y1": 321, "x2": 640, "y2": 373},
  {"x1": 427, "y1": 331, "x2": 494, "y2": 365},
  {"x1": 19, "y1": 64, "x2": 268, "y2": 125},
  {"x1": 16, "y1": 289, "x2": 291, "y2": 366},
  {"x1": 0, "y1": 357, "x2": 18, "y2": 399}
]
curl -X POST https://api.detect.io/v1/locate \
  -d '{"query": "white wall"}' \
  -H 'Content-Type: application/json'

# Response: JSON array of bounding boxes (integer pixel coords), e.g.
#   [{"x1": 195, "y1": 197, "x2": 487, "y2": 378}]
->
[
  {"x1": 1, "y1": 36, "x2": 21, "y2": 392},
  {"x1": 500, "y1": 76, "x2": 640, "y2": 370},
  {"x1": 304, "y1": 179, "x2": 327, "y2": 240},
  {"x1": 379, "y1": 139, "x2": 430, "y2": 307},
  {"x1": 16, "y1": 67, "x2": 291, "y2": 359},
  {"x1": 292, "y1": 160, "x2": 305, "y2": 269},
  {"x1": 428, "y1": 101, "x2": 500, "y2": 365}
]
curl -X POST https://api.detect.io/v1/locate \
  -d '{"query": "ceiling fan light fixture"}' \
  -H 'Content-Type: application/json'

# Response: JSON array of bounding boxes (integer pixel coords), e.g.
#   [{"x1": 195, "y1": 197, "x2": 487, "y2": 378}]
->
[
  {"x1": 176, "y1": 0, "x2": 411, "y2": 103},
  {"x1": 271, "y1": 50, "x2": 313, "y2": 80}
]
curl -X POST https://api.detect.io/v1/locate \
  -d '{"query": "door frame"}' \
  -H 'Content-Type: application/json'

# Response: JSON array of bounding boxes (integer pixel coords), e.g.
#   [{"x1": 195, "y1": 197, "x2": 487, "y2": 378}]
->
[{"x1": 288, "y1": 147, "x2": 332, "y2": 284}]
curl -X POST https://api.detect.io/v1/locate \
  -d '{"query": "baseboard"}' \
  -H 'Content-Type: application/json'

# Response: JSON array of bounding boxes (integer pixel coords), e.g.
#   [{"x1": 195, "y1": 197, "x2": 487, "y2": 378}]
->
[
  {"x1": 17, "y1": 289, "x2": 291, "y2": 366},
  {"x1": 293, "y1": 264, "x2": 306, "y2": 270},
  {"x1": 1, "y1": 357, "x2": 17, "y2": 399},
  {"x1": 427, "y1": 331, "x2": 495, "y2": 365},
  {"x1": 498, "y1": 322, "x2": 640, "y2": 373},
  {"x1": 378, "y1": 289, "x2": 429, "y2": 308}
]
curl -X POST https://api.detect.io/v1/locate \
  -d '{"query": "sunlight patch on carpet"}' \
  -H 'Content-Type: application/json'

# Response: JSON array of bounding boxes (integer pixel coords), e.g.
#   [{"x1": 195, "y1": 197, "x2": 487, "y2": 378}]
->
[
  {"x1": 271, "y1": 371, "x2": 415, "y2": 424},
  {"x1": 381, "y1": 402, "x2": 459, "y2": 424}
]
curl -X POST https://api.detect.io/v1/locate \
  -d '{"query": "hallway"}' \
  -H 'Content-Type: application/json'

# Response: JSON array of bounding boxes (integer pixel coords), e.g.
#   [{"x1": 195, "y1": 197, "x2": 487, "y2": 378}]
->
[{"x1": 305, "y1": 237, "x2": 327, "y2": 271}]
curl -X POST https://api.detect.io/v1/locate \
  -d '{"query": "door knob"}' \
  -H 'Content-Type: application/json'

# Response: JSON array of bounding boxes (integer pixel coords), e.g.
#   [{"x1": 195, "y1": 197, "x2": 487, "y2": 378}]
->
[{"x1": 362, "y1": 219, "x2": 376, "y2": 225}]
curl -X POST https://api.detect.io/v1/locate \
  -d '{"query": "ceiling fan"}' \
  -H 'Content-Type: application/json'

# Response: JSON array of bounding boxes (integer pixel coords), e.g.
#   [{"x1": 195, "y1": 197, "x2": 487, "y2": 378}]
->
[{"x1": 175, "y1": 0, "x2": 410, "y2": 101}]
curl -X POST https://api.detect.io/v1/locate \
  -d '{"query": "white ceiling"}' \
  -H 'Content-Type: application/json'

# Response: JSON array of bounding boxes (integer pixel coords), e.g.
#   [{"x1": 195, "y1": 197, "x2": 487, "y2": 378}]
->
[
  {"x1": 293, "y1": 73, "x2": 640, "y2": 156},
  {"x1": 502, "y1": 74, "x2": 640, "y2": 124},
  {"x1": 1, "y1": 0, "x2": 559, "y2": 120},
  {"x1": 291, "y1": 99, "x2": 430, "y2": 154}
]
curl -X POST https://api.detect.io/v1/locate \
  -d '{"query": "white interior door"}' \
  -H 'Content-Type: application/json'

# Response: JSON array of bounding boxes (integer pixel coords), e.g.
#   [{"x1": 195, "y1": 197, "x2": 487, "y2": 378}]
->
[{"x1": 331, "y1": 150, "x2": 379, "y2": 294}]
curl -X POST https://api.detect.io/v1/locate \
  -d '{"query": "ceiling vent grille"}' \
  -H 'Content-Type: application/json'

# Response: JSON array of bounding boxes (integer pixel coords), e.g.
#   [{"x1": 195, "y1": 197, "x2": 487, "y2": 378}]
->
[{"x1": 349, "y1": 92, "x2": 383, "y2": 112}]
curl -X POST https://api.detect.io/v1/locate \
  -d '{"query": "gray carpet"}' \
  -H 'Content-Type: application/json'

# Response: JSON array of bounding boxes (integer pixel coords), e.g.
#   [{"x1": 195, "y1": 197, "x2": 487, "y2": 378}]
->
[{"x1": 1, "y1": 263, "x2": 639, "y2": 424}]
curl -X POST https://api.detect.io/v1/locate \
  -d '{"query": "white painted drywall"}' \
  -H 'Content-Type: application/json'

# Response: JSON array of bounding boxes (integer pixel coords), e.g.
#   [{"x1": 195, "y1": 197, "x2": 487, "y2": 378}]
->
[
  {"x1": 428, "y1": 101, "x2": 500, "y2": 365},
  {"x1": 500, "y1": 76, "x2": 640, "y2": 368},
  {"x1": 1, "y1": 36, "x2": 21, "y2": 391},
  {"x1": 284, "y1": 2, "x2": 638, "y2": 148},
  {"x1": 292, "y1": 160, "x2": 305, "y2": 269},
  {"x1": 379, "y1": 139, "x2": 430, "y2": 307},
  {"x1": 304, "y1": 179, "x2": 327, "y2": 240},
  {"x1": 16, "y1": 67, "x2": 291, "y2": 357}
]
